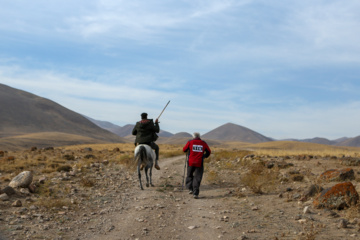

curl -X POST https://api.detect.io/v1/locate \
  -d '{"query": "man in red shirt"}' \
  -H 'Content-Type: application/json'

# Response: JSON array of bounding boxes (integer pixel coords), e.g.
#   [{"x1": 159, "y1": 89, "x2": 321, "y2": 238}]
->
[{"x1": 183, "y1": 132, "x2": 211, "y2": 199}]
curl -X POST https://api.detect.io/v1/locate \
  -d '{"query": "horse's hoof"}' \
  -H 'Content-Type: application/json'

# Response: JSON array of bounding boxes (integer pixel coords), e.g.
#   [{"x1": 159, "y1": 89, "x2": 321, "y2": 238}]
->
[
  {"x1": 146, "y1": 183, "x2": 149, "y2": 187},
  {"x1": 141, "y1": 187, "x2": 144, "y2": 190}
]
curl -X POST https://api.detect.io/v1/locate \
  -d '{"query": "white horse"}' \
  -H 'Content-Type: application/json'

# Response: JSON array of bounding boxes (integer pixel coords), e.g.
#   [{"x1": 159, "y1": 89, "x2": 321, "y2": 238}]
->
[{"x1": 134, "y1": 144, "x2": 156, "y2": 190}]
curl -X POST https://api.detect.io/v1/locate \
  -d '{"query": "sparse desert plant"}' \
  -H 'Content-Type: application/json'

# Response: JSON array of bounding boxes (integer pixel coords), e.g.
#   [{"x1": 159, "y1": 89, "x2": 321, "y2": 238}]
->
[
  {"x1": 344, "y1": 202, "x2": 360, "y2": 220},
  {"x1": 80, "y1": 177, "x2": 95, "y2": 187},
  {"x1": 205, "y1": 169, "x2": 220, "y2": 184},
  {"x1": 241, "y1": 162, "x2": 279, "y2": 194},
  {"x1": 208, "y1": 150, "x2": 253, "y2": 163},
  {"x1": 156, "y1": 179, "x2": 174, "y2": 192},
  {"x1": 118, "y1": 154, "x2": 136, "y2": 169},
  {"x1": 63, "y1": 154, "x2": 75, "y2": 160},
  {"x1": 300, "y1": 223, "x2": 323, "y2": 240},
  {"x1": 36, "y1": 197, "x2": 72, "y2": 210},
  {"x1": 57, "y1": 165, "x2": 72, "y2": 172},
  {"x1": 160, "y1": 149, "x2": 183, "y2": 158}
]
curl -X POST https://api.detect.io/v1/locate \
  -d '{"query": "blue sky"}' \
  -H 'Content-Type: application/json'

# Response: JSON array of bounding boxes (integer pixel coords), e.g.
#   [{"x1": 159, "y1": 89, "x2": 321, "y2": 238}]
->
[{"x1": 1, "y1": 0, "x2": 360, "y2": 139}]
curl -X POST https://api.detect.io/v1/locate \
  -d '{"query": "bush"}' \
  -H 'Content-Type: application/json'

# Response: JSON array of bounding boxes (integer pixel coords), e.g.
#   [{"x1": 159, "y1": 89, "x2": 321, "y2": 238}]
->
[
  {"x1": 57, "y1": 165, "x2": 72, "y2": 172},
  {"x1": 241, "y1": 162, "x2": 279, "y2": 194}
]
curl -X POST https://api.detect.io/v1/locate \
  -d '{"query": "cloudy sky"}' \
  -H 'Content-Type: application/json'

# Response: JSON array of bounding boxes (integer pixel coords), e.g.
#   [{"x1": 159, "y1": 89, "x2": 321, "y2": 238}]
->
[{"x1": 1, "y1": 0, "x2": 360, "y2": 139}]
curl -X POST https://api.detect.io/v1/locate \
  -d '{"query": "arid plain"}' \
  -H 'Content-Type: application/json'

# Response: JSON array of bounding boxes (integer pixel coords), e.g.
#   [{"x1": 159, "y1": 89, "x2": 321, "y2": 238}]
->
[{"x1": 1, "y1": 140, "x2": 360, "y2": 240}]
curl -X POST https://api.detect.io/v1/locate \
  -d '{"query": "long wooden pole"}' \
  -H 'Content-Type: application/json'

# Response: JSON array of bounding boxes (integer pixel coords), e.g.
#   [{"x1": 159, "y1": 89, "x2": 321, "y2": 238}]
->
[{"x1": 157, "y1": 100, "x2": 170, "y2": 120}]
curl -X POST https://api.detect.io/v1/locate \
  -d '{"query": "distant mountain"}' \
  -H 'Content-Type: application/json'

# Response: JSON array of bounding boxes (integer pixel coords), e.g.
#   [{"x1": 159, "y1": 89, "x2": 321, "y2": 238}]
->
[
  {"x1": 202, "y1": 123, "x2": 272, "y2": 143},
  {"x1": 85, "y1": 116, "x2": 125, "y2": 135},
  {"x1": 278, "y1": 137, "x2": 354, "y2": 146},
  {"x1": 333, "y1": 137, "x2": 349, "y2": 144},
  {"x1": 300, "y1": 137, "x2": 336, "y2": 145},
  {"x1": 87, "y1": 117, "x2": 173, "y2": 137},
  {"x1": 335, "y1": 136, "x2": 360, "y2": 147},
  {"x1": 0, "y1": 83, "x2": 126, "y2": 149},
  {"x1": 172, "y1": 132, "x2": 192, "y2": 138}
]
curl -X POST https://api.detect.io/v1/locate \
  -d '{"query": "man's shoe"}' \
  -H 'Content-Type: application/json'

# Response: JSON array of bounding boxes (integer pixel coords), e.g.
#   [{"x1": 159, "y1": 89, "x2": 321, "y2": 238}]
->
[
  {"x1": 193, "y1": 195, "x2": 199, "y2": 199},
  {"x1": 189, "y1": 190, "x2": 193, "y2": 195},
  {"x1": 155, "y1": 164, "x2": 160, "y2": 170}
]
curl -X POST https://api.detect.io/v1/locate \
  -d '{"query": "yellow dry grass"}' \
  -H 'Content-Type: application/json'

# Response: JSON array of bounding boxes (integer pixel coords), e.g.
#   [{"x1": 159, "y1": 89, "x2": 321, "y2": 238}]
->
[{"x1": 225, "y1": 141, "x2": 360, "y2": 157}]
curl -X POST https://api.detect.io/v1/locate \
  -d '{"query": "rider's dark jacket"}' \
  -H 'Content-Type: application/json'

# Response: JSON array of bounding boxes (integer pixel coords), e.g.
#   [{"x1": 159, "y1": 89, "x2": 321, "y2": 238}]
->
[{"x1": 132, "y1": 119, "x2": 160, "y2": 144}]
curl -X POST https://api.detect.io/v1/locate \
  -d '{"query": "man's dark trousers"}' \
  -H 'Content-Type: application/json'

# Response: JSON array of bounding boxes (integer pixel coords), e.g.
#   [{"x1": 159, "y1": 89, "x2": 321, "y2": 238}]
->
[{"x1": 186, "y1": 165, "x2": 204, "y2": 196}]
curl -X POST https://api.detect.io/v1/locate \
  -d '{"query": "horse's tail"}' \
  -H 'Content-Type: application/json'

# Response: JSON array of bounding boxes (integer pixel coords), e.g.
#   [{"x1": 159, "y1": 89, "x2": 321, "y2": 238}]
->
[{"x1": 136, "y1": 145, "x2": 149, "y2": 166}]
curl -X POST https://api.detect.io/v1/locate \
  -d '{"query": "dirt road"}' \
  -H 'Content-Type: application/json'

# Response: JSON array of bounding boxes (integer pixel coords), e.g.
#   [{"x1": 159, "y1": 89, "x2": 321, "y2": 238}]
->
[{"x1": 75, "y1": 155, "x2": 242, "y2": 240}]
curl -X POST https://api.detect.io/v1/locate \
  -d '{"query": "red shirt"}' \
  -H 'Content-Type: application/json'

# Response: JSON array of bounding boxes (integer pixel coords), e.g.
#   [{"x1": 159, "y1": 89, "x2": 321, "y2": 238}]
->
[{"x1": 183, "y1": 138, "x2": 211, "y2": 167}]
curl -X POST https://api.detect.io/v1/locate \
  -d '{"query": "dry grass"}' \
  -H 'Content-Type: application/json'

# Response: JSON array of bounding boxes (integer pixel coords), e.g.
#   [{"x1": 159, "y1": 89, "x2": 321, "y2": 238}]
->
[
  {"x1": 241, "y1": 162, "x2": 279, "y2": 194},
  {"x1": 248, "y1": 141, "x2": 360, "y2": 157},
  {"x1": 80, "y1": 177, "x2": 95, "y2": 187}
]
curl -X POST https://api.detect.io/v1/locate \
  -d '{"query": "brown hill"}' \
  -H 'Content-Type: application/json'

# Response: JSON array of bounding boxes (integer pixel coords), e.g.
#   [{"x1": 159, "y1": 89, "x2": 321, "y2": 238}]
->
[
  {"x1": 335, "y1": 136, "x2": 360, "y2": 147},
  {"x1": 202, "y1": 123, "x2": 272, "y2": 143},
  {"x1": 301, "y1": 137, "x2": 336, "y2": 145},
  {"x1": 172, "y1": 132, "x2": 192, "y2": 138},
  {"x1": 0, "y1": 84, "x2": 127, "y2": 149}
]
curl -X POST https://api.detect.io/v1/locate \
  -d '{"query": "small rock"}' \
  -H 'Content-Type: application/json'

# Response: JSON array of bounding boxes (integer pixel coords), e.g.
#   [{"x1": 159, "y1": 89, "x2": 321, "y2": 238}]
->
[
  {"x1": 2, "y1": 186, "x2": 16, "y2": 196},
  {"x1": 28, "y1": 184, "x2": 36, "y2": 193},
  {"x1": 19, "y1": 188, "x2": 31, "y2": 195},
  {"x1": 12, "y1": 200, "x2": 22, "y2": 207},
  {"x1": 188, "y1": 226, "x2": 197, "y2": 229},
  {"x1": 9, "y1": 171, "x2": 33, "y2": 188},
  {"x1": 298, "y1": 219, "x2": 307, "y2": 224},
  {"x1": 38, "y1": 177, "x2": 47, "y2": 184},
  {"x1": 303, "y1": 206, "x2": 311, "y2": 214},
  {"x1": 0, "y1": 193, "x2": 9, "y2": 201},
  {"x1": 338, "y1": 219, "x2": 348, "y2": 228}
]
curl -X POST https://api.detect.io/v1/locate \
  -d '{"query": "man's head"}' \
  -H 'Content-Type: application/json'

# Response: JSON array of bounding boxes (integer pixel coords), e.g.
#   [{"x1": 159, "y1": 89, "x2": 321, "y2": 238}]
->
[
  {"x1": 141, "y1": 112, "x2": 148, "y2": 119},
  {"x1": 193, "y1": 132, "x2": 200, "y2": 139}
]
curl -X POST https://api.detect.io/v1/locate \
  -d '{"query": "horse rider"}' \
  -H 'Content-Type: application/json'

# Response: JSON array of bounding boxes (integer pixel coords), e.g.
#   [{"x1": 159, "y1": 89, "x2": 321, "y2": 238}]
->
[{"x1": 132, "y1": 112, "x2": 160, "y2": 170}]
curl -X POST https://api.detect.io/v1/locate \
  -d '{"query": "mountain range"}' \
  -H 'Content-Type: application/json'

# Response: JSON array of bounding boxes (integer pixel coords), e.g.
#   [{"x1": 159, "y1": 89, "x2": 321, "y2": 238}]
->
[{"x1": 1, "y1": 83, "x2": 360, "y2": 149}]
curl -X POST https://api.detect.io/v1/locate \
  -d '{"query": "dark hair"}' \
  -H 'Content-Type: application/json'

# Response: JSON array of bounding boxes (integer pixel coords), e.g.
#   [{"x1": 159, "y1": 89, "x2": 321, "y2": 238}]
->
[{"x1": 141, "y1": 113, "x2": 148, "y2": 119}]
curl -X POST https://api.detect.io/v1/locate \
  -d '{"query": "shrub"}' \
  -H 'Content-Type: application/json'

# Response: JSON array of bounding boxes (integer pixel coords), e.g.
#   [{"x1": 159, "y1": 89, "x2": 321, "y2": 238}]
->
[
  {"x1": 80, "y1": 177, "x2": 95, "y2": 187},
  {"x1": 241, "y1": 162, "x2": 279, "y2": 194},
  {"x1": 57, "y1": 165, "x2": 72, "y2": 172},
  {"x1": 63, "y1": 154, "x2": 75, "y2": 160}
]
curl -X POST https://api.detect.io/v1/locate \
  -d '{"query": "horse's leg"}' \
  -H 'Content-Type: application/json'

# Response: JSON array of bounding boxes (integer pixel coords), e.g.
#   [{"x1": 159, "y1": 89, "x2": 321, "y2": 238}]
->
[
  {"x1": 150, "y1": 161, "x2": 154, "y2": 187},
  {"x1": 138, "y1": 162, "x2": 144, "y2": 190},
  {"x1": 145, "y1": 167, "x2": 150, "y2": 187}
]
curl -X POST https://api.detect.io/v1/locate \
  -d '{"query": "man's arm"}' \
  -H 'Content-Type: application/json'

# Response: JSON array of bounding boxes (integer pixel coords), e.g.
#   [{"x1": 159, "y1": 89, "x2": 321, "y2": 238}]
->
[
  {"x1": 132, "y1": 123, "x2": 138, "y2": 135},
  {"x1": 203, "y1": 142, "x2": 211, "y2": 158},
  {"x1": 183, "y1": 140, "x2": 191, "y2": 152},
  {"x1": 154, "y1": 119, "x2": 160, "y2": 133}
]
